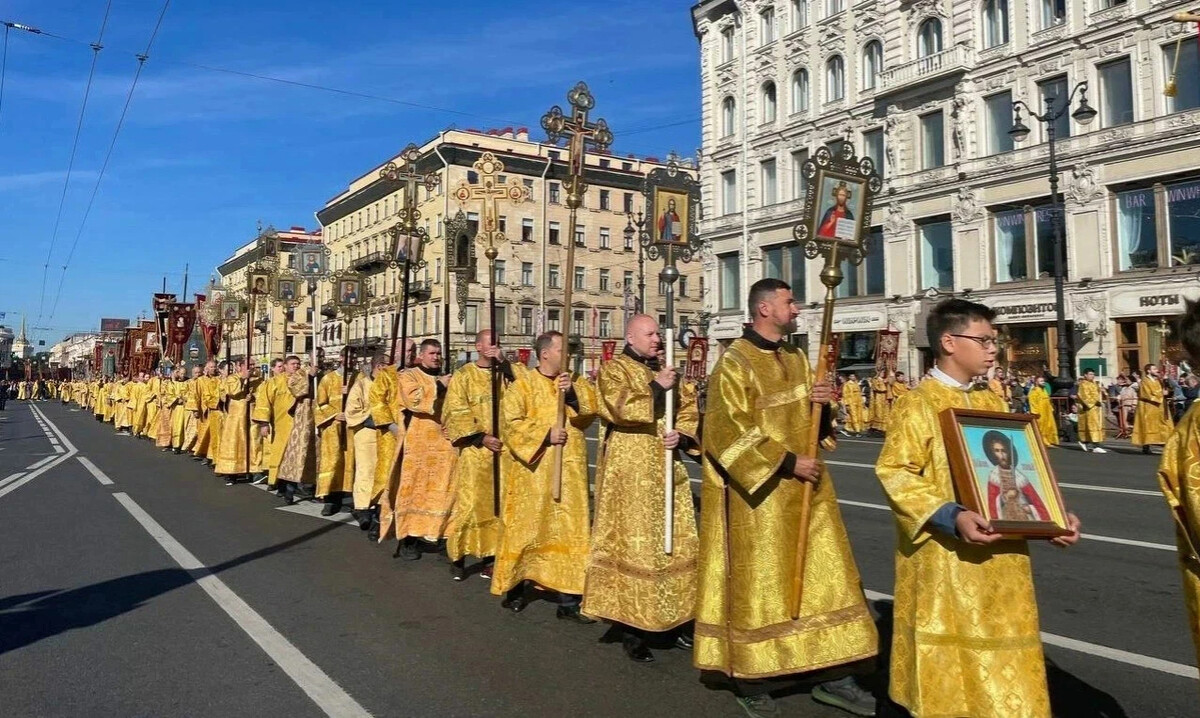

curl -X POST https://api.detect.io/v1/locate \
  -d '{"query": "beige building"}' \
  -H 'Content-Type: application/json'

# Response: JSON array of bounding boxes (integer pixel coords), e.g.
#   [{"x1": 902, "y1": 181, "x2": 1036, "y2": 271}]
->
[
  {"x1": 313, "y1": 127, "x2": 704, "y2": 370},
  {"x1": 217, "y1": 226, "x2": 324, "y2": 364},
  {"x1": 692, "y1": 0, "x2": 1200, "y2": 378}
]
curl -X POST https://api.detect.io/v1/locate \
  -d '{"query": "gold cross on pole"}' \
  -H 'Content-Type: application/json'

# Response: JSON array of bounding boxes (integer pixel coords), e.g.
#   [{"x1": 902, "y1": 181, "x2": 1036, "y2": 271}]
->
[
  {"x1": 453, "y1": 152, "x2": 529, "y2": 257},
  {"x1": 540, "y1": 81, "x2": 613, "y2": 502},
  {"x1": 380, "y1": 143, "x2": 440, "y2": 239}
]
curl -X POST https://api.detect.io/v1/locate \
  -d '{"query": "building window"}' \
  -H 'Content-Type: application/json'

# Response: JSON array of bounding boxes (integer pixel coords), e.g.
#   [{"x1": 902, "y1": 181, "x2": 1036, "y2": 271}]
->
[
  {"x1": 721, "y1": 26, "x2": 735, "y2": 63},
  {"x1": 549, "y1": 182, "x2": 561, "y2": 204},
  {"x1": 574, "y1": 266, "x2": 585, "y2": 290},
  {"x1": 917, "y1": 18, "x2": 943, "y2": 58},
  {"x1": 919, "y1": 220, "x2": 953, "y2": 290},
  {"x1": 573, "y1": 310, "x2": 585, "y2": 337},
  {"x1": 791, "y1": 69, "x2": 810, "y2": 114},
  {"x1": 791, "y1": 148, "x2": 809, "y2": 199},
  {"x1": 599, "y1": 311, "x2": 611, "y2": 337},
  {"x1": 862, "y1": 41, "x2": 883, "y2": 91},
  {"x1": 1165, "y1": 40, "x2": 1200, "y2": 113},
  {"x1": 760, "y1": 159, "x2": 778, "y2": 206},
  {"x1": 599, "y1": 227, "x2": 610, "y2": 249},
  {"x1": 1100, "y1": 57, "x2": 1134, "y2": 127},
  {"x1": 548, "y1": 309, "x2": 560, "y2": 332},
  {"x1": 623, "y1": 192, "x2": 634, "y2": 213},
  {"x1": 993, "y1": 208, "x2": 1029, "y2": 282},
  {"x1": 520, "y1": 308, "x2": 533, "y2": 335},
  {"x1": 763, "y1": 244, "x2": 805, "y2": 300},
  {"x1": 549, "y1": 264, "x2": 560, "y2": 288},
  {"x1": 521, "y1": 218, "x2": 534, "y2": 241},
  {"x1": 549, "y1": 221, "x2": 561, "y2": 244},
  {"x1": 983, "y1": 0, "x2": 1009, "y2": 48},
  {"x1": 1116, "y1": 188, "x2": 1157, "y2": 271},
  {"x1": 722, "y1": 97, "x2": 737, "y2": 137},
  {"x1": 1037, "y1": 76, "x2": 1071, "y2": 140},
  {"x1": 862, "y1": 129, "x2": 883, "y2": 176},
  {"x1": 836, "y1": 227, "x2": 885, "y2": 297},
  {"x1": 825, "y1": 55, "x2": 845, "y2": 102},
  {"x1": 920, "y1": 110, "x2": 945, "y2": 169},
  {"x1": 599, "y1": 189, "x2": 610, "y2": 210},
  {"x1": 679, "y1": 276, "x2": 689, "y2": 296},
  {"x1": 465, "y1": 305, "x2": 478, "y2": 334},
  {"x1": 521, "y1": 262, "x2": 533, "y2": 286},
  {"x1": 761, "y1": 81, "x2": 777, "y2": 123},
  {"x1": 624, "y1": 229, "x2": 634, "y2": 251},
  {"x1": 719, "y1": 253, "x2": 741, "y2": 310},
  {"x1": 574, "y1": 224, "x2": 585, "y2": 247},
  {"x1": 826, "y1": 0, "x2": 844, "y2": 16},
  {"x1": 498, "y1": 216, "x2": 507, "y2": 235},
  {"x1": 791, "y1": 0, "x2": 809, "y2": 30},
  {"x1": 623, "y1": 270, "x2": 634, "y2": 293},
  {"x1": 722, "y1": 169, "x2": 738, "y2": 215},
  {"x1": 599, "y1": 268, "x2": 610, "y2": 292},
  {"x1": 1169, "y1": 179, "x2": 1200, "y2": 266},
  {"x1": 1039, "y1": 0, "x2": 1066, "y2": 29},
  {"x1": 984, "y1": 91, "x2": 1014, "y2": 155},
  {"x1": 760, "y1": 7, "x2": 776, "y2": 44}
]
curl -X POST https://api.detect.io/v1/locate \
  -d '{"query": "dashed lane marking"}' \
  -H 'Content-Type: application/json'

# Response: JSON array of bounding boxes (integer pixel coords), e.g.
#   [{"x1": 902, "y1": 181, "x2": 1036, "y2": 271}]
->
[
  {"x1": 77, "y1": 456, "x2": 114, "y2": 486},
  {"x1": 0, "y1": 405, "x2": 78, "y2": 500}
]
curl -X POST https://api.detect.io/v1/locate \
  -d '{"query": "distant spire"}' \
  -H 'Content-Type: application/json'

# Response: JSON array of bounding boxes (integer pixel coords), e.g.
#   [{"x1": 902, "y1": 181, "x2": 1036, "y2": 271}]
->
[{"x1": 17, "y1": 315, "x2": 27, "y2": 341}]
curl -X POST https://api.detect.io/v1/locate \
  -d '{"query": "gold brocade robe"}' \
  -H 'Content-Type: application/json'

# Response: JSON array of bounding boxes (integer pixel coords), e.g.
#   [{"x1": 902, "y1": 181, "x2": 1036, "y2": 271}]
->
[
  {"x1": 143, "y1": 377, "x2": 161, "y2": 439},
  {"x1": 129, "y1": 382, "x2": 148, "y2": 435},
  {"x1": 841, "y1": 381, "x2": 866, "y2": 435},
  {"x1": 215, "y1": 376, "x2": 253, "y2": 476},
  {"x1": 490, "y1": 371, "x2": 597, "y2": 597},
  {"x1": 877, "y1": 379, "x2": 1050, "y2": 718},
  {"x1": 1155, "y1": 403, "x2": 1200, "y2": 674},
  {"x1": 868, "y1": 376, "x2": 890, "y2": 431},
  {"x1": 443, "y1": 362, "x2": 513, "y2": 562},
  {"x1": 344, "y1": 373, "x2": 378, "y2": 510},
  {"x1": 1133, "y1": 376, "x2": 1174, "y2": 446},
  {"x1": 255, "y1": 374, "x2": 295, "y2": 485},
  {"x1": 276, "y1": 371, "x2": 316, "y2": 485},
  {"x1": 891, "y1": 380, "x2": 910, "y2": 402},
  {"x1": 1028, "y1": 386, "x2": 1059, "y2": 447},
  {"x1": 369, "y1": 365, "x2": 405, "y2": 508},
  {"x1": 383, "y1": 368, "x2": 457, "y2": 541},
  {"x1": 112, "y1": 383, "x2": 130, "y2": 428},
  {"x1": 695, "y1": 337, "x2": 877, "y2": 679},
  {"x1": 314, "y1": 371, "x2": 353, "y2": 498},
  {"x1": 1076, "y1": 379, "x2": 1105, "y2": 444},
  {"x1": 190, "y1": 376, "x2": 219, "y2": 457},
  {"x1": 582, "y1": 353, "x2": 700, "y2": 632},
  {"x1": 159, "y1": 380, "x2": 184, "y2": 448},
  {"x1": 207, "y1": 379, "x2": 225, "y2": 463}
]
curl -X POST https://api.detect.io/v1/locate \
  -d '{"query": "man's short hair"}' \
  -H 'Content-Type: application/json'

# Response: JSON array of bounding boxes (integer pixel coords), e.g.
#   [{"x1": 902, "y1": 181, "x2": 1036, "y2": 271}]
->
[
  {"x1": 534, "y1": 331, "x2": 562, "y2": 359},
  {"x1": 1180, "y1": 301, "x2": 1200, "y2": 368},
  {"x1": 419, "y1": 339, "x2": 441, "y2": 352},
  {"x1": 927, "y1": 299, "x2": 997, "y2": 358},
  {"x1": 1144, "y1": 363, "x2": 1155, "y2": 373},
  {"x1": 270, "y1": 358, "x2": 284, "y2": 368},
  {"x1": 747, "y1": 278, "x2": 790, "y2": 316},
  {"x1": 285, "y1": 355, "x2": 301, "y2": 363}
]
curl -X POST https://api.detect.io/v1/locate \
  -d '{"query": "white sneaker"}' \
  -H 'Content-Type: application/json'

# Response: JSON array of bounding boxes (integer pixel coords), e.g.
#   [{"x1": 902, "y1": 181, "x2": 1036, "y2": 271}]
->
[{"x1": 1092, "y1": 446, "x2": 1108, "y2": 454}]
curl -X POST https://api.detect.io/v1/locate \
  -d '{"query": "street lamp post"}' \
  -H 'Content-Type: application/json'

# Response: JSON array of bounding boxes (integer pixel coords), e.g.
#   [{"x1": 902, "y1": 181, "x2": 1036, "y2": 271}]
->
[{"x1": 1009, "y1": 80, "x2": 1098, "y2": 393}]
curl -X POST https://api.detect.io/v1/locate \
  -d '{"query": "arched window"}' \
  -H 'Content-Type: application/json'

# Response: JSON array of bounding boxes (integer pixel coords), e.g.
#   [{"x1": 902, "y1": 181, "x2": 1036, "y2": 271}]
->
[
  {"x1": 862, "y1": 40, "x2": 883, "y2": 90},
  {"x1": 982, "y1": 0, "x2": 1009, "y2": 48},
  {"x1": 791, "y1": 69, "x2": 810, "y2": 113},
  {"x1": 918, "y1": 18, "x2": 943, "y2": 58},
  {"x1": 761, "y1": 81, "x2": 777, "y2": 123},
  {"x1": 826, "y1": 55, "x2": 845, "y2": 102},
  {"x1": 721, "y1": 97, "x2": 737, "y2": 137}
]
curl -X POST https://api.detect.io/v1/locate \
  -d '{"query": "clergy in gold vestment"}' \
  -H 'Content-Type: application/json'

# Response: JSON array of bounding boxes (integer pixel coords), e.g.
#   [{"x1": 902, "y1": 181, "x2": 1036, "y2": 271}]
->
[
  {"x1": 695, "y1": 279, "x2": 877, "y2": 716},
  {"x1": 840, "y1": 374, "x2": 866, "y2": 436},
  {"x1": 113, "y1": 380, "x2": 133, "y2": 433},
  {"x1": 491, "y1": 332, "x2": 597, "y2": 622},
  {"x1": 129, "y1": 376, "x2": 149, "y2": 436},
  {"x1": 1134, "y1": 364, "x2": 1174, "y2": 453},
  {"x1": 159, "y1": 372, "x2": 184, "y2": 448},
  {"x1": 1028, "y1": 377, "x2": 1060, "y2": 447},
  {"x1": 867, "y1": 372, "x2": 890, "y2": 432},
  {"x1": 890, "y1": 372, "x2": 910, "y2": 407},
  {"x1": 386, "y1": 340, "x2": 457, "y2": 556},
  {"x1": 314, "y1": 359, "x2": 353, "y2": 515},
  {"x1": 443, "y1": 331, "x2": 521, "y2": 575},
  {"x1": 274, "y1": 356, "x2": 317, "y2": 504},
  {"x1": 1158, "y1": 390, "x2": 1200, "y2": 676},
  {"x1": 1074, "y1": 369, "x2": 1107, "y2": 452},
  {"x1": 253, "y1": 359, "x2": 288, "y2": 487},
  {"x1": 142, "y1": 374, "x2": 160, "y2": 439},
  {"x1": 190, "y1": 361, "x2": 220, "y2": 460},
  {"x1": 215, "y1": 363, "x2": 254, "y2": 480},
  {"x1": 369, "y1": 339, "x2": 416, "y2": 542},
  {"x1": 583, "y1": 316, "x2": 699, "y2": 662},
  {"x1": 344, "y1": 359, "x2": 378, "y2": 529},
  {"x1": 206, "y1": 363, "x2": 228, "y2": 464},
  {"x1": 876, "y1": 299, "x2": 1080, "y2": 718}
]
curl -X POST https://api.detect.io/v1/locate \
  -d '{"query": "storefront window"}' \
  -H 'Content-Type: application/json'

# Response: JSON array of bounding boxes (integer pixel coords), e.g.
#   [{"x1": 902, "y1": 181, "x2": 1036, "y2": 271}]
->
[
  {"x1": 1167, "y1": 178, "x2": 1200, "y2": 266},
  {"x1": 719, "y1": 252, "x2": 741, "y2": 310},
  {"x1": 837, "y1": 331, "x2": 877, "y2": 372},
  {"x1": 919, "y1": 221, "x2": 953, "y2": 290},
  {"x1": 1006, "y1": 325, "x2": 1050, "y2": 376},
  {"x1": 835, "y1": 227, "x2": 884, "y2": 298},
  {"x1": 763, "y1": 244, "x2": 805, "y2": 300},
  {"x1": 1117, "y1": 188, "x2": 1158, "y2": 270},
  {"x1": 1034, "y1": 205, "x2": 1062, "y2": 278},
  {"x1": 994, "y1": 208, "x2": 1027, "y2": 282}
]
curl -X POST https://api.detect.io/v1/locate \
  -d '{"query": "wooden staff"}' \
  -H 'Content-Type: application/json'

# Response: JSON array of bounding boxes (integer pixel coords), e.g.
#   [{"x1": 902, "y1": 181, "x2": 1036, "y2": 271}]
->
[
  {"x1": 244, "y1": 291, "x2": 255, "y2": 483},
  {"x1": 789, "y1": 242, "x2": 842, "y2": 620}
]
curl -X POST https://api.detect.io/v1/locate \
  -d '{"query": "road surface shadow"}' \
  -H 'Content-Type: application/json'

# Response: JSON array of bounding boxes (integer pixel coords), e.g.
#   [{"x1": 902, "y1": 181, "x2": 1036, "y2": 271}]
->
[{"x1": 0, "y1": 521, "x2": 342, "y2": 656}]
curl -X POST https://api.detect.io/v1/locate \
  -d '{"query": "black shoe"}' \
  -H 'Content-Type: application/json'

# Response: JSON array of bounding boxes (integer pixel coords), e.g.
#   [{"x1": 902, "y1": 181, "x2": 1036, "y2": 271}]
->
[
  {"x1": 1142, "y1": 445, "x2": 1152, "y2": 455},
  {"x1": 812, "y1": 676, "x2": 876, "y2": 717},
  {"x1": 478, "y1": 561, "x2": 493, "y2": 581},
  {"x1": 172, "y1": 448, "x2": 182, "y2": 455},
  {"x1": 351, "y1": 509, "x2": 371, "y2": 530},
  {"x1": 622, "y1": 635, "x2": 654, "y2": 663},
  {"x1": 282, "y1": 482, "x2": 296, "y2": 506},
  {"x1": 501, "y1": 589, "x2": 531, "y2": 613},
  {"x1": 450, "y1": 559, "x2": 466, "y2": 582},
  {"x1": 320, "y1": 502, "x2": 340, "y2": 517},
  {"x1": 555, "y1": 605, "x2": 596, "y2": 625},
  {"x1": 396, "y1": 538, "x2": 421, "y2": 561},
  {"x1": 225, "y1": 478, "x2": 236, "y2": 486},
  {"x1": 675, "y1": 632, "x2": 694, "y2": 650},
  {"x1": 736, "y1": 694, "x2": 781, "y2": 718}
]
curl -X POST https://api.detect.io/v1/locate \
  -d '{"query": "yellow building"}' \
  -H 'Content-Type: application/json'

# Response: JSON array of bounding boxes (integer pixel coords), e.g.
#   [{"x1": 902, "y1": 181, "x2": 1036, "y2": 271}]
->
[{"x1": 314, "y1": 127, "x2": 704, "y2": 371}]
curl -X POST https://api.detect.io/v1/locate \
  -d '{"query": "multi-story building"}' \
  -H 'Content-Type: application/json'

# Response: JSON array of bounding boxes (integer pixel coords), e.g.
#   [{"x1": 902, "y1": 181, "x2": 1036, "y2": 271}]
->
[
  {"x1": 0, "y1": 325, "x2": 13, "y2": 370},
  {"x1": 692, "y1": 0, "x2": 1200, "y2": 378},
  {"x1": 314, "y1": 127, "x2": 703, "y2": 370},
  {"x1": 50, "y1": 332, "x2": 102, "y2": 377},
  {"x1": 217, "y1": 226, "x2": 324, "y2": 363}
]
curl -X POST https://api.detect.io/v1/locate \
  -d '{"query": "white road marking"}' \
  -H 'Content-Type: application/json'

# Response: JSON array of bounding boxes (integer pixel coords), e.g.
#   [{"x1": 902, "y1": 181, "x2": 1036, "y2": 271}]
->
[
  {"x1": 0, "y1": 405, "x2": 78, "y2": 500},
  {"x1": 861, "y1": 589, "x2": 1198, "y2": 680},
  {"x1": 77, "y1": 456, "x2": 114, "y2": 486},
  {"x1": 111, "y1": 491, "x2": 372, "y2": 718},
  {"x1": 25, "y1": 455, "x2": 57, "y2": 471},
  {"x1": 825, "y1": 460, "x2": 1161, "y2": 498},
  {"x1": 0, "y1": 472, "x2": 26, "y2": 490},
  {"x1": 276, "y1": 503, "x2": 359, "y2": 526}
]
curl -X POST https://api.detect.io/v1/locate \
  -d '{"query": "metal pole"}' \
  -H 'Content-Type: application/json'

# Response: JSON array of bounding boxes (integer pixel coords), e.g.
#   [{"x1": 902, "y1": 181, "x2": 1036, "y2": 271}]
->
[
  {"x1": 1046, "y1": 98, "x2": 1073, "y2": 389},
  {"x1": 661, "y1": 252, "x2": 679, "y2": 554},
  {"x1": 245, "y1": 292, "x2": 254, "y2": 482},
  {"x1": 399, "y1": 257, "x2": 412, "y2": 367},
  {"x1": 487, "y1": 249, "x2": 501, "y2": 517}
]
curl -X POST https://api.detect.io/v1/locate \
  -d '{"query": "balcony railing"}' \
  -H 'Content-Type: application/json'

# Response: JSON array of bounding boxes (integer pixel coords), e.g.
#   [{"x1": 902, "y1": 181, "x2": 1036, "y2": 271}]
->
[
  {"x1": 878, "y1": 44, "x2": 972, "y2": 92},
  {"x1": 352, "y1": 251, "x2": 389, "y2": 273}
]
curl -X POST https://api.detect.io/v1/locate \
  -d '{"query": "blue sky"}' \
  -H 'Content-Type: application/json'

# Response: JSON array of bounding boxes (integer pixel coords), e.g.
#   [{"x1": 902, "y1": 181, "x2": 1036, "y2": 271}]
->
[{"x1": 0, "y1": 0, "x2": 700, "y2": 347}]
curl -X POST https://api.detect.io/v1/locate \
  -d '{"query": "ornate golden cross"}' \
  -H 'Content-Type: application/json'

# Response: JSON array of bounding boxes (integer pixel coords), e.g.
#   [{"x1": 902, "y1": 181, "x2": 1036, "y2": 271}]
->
[
  {"x1": 542, "y1": 82, "x2": 613, "y2": 208},
  {"x1": 453, "y1": 152, "x2": 529, "y2": 260},
  {"x1": 380, "y1": 143, "x2": 440, "y2": 238}
]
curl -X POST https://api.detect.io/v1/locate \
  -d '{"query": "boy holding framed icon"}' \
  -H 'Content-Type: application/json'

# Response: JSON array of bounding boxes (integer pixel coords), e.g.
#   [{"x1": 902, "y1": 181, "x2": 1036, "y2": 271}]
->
[{"x1": 875, "y1": 298, "x2": 1080, "y2": 718}]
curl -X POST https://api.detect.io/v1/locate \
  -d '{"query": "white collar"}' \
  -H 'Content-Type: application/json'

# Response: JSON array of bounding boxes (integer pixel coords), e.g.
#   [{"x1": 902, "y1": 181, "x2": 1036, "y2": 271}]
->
[{"x1": 931, "y1": 365, "x2": 972, "y2": 390}]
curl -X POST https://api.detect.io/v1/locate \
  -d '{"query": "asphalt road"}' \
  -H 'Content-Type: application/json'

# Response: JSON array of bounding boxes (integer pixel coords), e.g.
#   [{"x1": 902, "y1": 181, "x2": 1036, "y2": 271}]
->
[{"x1": 0, "y1": 400, "x2": 1195, "y2": 717}]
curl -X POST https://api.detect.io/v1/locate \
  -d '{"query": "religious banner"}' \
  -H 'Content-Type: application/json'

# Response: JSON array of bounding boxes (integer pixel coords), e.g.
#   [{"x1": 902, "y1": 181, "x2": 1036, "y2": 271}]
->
[
  {"x1": 601, "y1": 340, "x2": 616, "y2": 363},
  {"x1": 154, "y1": 293, "x2": 176, "y2": 351},
  {"x1": 684, "y1": 336, "x2": 709, "y2": 382},
  {"x1": 875, "y1": 328, "x2": 900, "y2": 376},
  {"x1": 141, "y1": 320, "x2": 159, "y2": 349},
  {"x1": 167, "y1": 303, "x2": 197, "y2": 363},
  {"x1": 825, "y1": 333, "x2": 842, "y2": 376},
  {"x1": 197, "y1": 291, "x2": 222, "y2": 357},
  {"x1": 93, "y1": 342, "x2": 103, "y2": 374},
  {"x1": 517, "y1": 348, "x2": 531, "y2": 366}
]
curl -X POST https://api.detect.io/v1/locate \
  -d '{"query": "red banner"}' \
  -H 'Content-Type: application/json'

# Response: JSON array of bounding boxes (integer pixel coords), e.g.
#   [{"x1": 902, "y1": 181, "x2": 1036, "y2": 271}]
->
[
  {"x1": 93, "y1": 342, "x2": 103, "y2": 374},
  {"x1": 167, "y1": 303, "x2": 197, "y2": 363},
  {"x1": 875, "y1": 329, "x2": 900, "y2": 377},
  {"x1": 517, "y1": 348, "x2": 531, "y2": 366},
  {"x1": 684, "y1": 337, "x2": 709, "y2": 382},
  {"x1": 154, "y1": 293, "x2": 176, "y2": 351},
  {"x1": 601, "y1": 340, "x2": 617, "y2": 363}
]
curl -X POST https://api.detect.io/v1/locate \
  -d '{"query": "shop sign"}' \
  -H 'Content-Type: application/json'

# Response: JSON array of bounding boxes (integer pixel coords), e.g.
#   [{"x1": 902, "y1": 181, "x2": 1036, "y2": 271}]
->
[
  {"x1": 831, "y1": 310, "x2": 884, "y2": 331},
  {"x1": 1111, "y1": 287, "x2": 1200, "y2": 317},
  {"x1": 991, "y1": 299, "x2": 1058, "y2": 323}
]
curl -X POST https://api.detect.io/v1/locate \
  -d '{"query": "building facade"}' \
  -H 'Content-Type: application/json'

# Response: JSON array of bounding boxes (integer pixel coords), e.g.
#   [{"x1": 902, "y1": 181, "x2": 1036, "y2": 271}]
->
[
  {"x1": 314, "y1": 128, "x2": 703, "y2": 370},
  {"x1": 217, "y1": 227, "x2": 324, "y2": 364},
  {"x1": 692, "y1": 0, "x2": 1200, "y2": 378},
  {"x1": 50, "y1": 332, "x2": 102, "y2": 377}
]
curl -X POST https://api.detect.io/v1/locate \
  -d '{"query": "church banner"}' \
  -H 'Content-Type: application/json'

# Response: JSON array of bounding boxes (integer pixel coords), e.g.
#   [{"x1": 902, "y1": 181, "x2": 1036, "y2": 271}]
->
[
  {"x1": 875, "y1": 329, "x2": 900, "y2": 376},
  {"x1": 167, "y1": 303, "x2": 197, "y2": 363},
  {"x1": 601, "y1": 340, "x2": 616, "y2": 363},
  {"x1": 684, "y1": 337, "x2": 709, "y2": 382}
]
